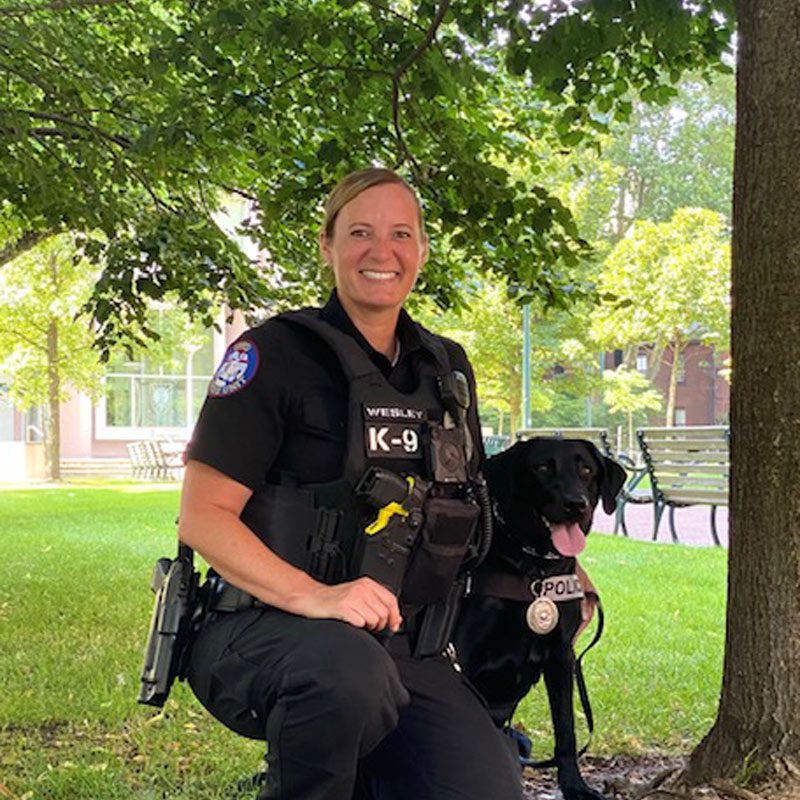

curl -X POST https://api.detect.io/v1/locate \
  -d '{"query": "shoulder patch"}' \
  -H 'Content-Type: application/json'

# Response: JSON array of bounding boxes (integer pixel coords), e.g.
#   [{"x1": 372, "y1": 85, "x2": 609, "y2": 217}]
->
[{"x1": 208, "y1": 340, "x2": 260, "y2": 398}]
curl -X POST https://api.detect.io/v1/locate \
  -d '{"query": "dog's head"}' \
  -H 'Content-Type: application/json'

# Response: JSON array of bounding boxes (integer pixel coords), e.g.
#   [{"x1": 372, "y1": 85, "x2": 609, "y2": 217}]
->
[{"x1": 485, "y1": 437, "x2": 627, "y2": 557}]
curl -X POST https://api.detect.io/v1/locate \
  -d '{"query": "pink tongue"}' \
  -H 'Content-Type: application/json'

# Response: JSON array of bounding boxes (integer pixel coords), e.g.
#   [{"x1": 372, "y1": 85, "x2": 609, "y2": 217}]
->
[{"x1": 550, "y1": 522, "x2": 586, "y2": 557}]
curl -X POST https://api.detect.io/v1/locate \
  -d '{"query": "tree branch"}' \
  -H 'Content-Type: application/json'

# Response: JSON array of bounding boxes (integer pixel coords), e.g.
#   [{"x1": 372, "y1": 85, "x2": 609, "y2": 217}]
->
[
  {"x1": 0, "y1": 325, "x2": 48, "y2": 352},
  {"x1": 0, "y1": 229, "x2": 55, "y2": 266},
  {"x1": 391, "y1": 0, "x2": 451, "y2": 177},
  {"x1": 18, "y1": 110, "x2": 132, "y2": 148}
]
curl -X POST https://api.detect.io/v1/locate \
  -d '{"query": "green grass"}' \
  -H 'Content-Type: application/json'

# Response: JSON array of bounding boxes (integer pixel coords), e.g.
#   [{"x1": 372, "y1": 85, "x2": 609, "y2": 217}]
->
[{"x1": 0, "y1": 483, "x2": 727, "y2": 798}]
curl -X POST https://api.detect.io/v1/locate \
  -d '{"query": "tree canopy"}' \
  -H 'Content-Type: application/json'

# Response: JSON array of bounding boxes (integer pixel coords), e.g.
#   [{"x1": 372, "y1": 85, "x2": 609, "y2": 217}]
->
[{"x1": 1, "y1": 0, "x2": 734, "y2": 352}]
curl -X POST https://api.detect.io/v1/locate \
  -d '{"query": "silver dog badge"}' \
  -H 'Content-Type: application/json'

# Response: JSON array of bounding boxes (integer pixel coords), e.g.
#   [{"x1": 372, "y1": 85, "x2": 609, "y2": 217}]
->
[{"x1": 526, "y1": 597, "x2": 559, "y2": 635}]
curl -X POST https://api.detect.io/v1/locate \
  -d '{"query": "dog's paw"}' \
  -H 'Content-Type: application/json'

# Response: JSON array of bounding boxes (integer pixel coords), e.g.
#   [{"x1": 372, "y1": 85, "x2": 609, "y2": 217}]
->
[{"x1": 560, "y1": 783, "x2": 606, "y2": 800}]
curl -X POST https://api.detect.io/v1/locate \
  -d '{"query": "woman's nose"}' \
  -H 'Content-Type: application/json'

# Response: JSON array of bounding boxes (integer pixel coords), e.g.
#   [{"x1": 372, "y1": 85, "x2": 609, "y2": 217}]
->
[{"x1": 369, "y1": 236, "x2": 393, "y2": 259}]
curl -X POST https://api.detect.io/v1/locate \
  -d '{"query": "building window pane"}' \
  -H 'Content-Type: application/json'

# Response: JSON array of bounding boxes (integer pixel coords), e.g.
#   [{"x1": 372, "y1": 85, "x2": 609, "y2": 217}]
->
[
  {"x1": 192, "y1": 378, "x2": 209, "y2": 420},
  {"x1": 105, "y1": 377, "x2": 132, "y2": 426},
  {"x1": 135, "y1": 378, "x2": 186, "y2": 428},
  {"x1": 636, "y1": 353, "x2": 648, "y2": 373},
  {"x1": 674, "y1": 408, "x2": 687, "y2": 426},
  {"x1": 193, "y1": 336, "x2": 216, "y2": 375}
]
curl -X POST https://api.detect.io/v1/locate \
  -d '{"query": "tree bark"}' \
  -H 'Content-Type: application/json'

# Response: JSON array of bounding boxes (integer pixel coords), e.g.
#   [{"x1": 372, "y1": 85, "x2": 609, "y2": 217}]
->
[
  {"x1": 46, "y1": 318, "x2": 61, "y2": 482},
  {"x1": 685, "y1": 0, "x2": 800, "y2": 787},
  {"x1": 664, "y1": 340, "x2": 683, "y2": 427}
]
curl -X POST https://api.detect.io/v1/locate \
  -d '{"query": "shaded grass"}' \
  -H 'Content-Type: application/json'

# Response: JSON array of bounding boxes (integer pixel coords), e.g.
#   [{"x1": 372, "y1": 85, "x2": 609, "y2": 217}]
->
[{"x1": 0, "y1": 483, "x2": 726, "y2": 798}]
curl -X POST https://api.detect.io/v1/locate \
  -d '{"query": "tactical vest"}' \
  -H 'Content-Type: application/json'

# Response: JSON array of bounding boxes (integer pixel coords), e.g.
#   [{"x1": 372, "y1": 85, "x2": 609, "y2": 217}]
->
[{"x1": 239, "y1": 308, "x2": 482, "y2": 615}]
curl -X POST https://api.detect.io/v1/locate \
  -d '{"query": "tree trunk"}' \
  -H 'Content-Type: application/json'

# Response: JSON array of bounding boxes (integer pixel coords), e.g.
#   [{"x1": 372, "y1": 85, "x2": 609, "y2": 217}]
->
[
  {"x1": 685, "y1": 0, "x2": 800, "y2": 788},
  {"x1": 46, "y1": 318, "x2": 61, "y2": 482},
  {"x1": 664, "y1": 342, "x2": 682, "y2": 427}
]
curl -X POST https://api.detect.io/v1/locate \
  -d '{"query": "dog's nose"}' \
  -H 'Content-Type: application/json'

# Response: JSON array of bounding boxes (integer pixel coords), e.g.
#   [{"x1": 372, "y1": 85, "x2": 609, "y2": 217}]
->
[{"x1": 562, "y1": 495, "x2": 589, "y2": 515}]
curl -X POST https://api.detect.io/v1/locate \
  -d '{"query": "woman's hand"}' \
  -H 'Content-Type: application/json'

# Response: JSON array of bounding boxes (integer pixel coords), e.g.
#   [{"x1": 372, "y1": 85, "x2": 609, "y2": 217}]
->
[{"x1": 292, "y1": 577, "x2": 403, "y2": 633}]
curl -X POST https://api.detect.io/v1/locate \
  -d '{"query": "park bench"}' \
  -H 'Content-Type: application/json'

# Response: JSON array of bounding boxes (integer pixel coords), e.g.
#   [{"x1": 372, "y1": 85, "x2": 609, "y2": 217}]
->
[
  {"x1": 516, "y1": 426, "x2": 612, "y2": 455},
  {"x1": 126, "y1": 440, "x2": 184, "y2": 481},
  {"x1": 515, "y1": 427, "x2": 650, "y2": 538},
  {"x1": 636, "y1": 426, "x2": 729, "y2": 545}
]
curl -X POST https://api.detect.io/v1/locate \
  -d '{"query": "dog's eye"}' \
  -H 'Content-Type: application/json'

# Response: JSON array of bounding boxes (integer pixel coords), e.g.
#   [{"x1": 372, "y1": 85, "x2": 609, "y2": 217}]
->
[
  {"x1": 578, "y1": 464, "x2": 594, "y2": 478},
  {"x1": 535, "y1": 463, "x2": 552, "y2": 475}
]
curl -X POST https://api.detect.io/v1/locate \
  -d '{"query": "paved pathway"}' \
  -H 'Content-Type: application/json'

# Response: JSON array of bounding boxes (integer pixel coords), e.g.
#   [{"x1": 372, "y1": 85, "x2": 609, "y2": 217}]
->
[{"x1": 591, "y1": 500, "x2": 728, "y2": 548}]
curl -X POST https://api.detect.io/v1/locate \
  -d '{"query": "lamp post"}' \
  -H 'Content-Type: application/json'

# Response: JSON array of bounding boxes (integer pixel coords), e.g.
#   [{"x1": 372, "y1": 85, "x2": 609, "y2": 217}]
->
[{"x1": 522, "y1": 303, "x2": 531, "y2": 430}]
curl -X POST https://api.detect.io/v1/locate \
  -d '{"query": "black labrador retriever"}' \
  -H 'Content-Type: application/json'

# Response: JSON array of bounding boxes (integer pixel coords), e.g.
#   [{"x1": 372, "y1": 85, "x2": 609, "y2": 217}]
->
[{"x1": 454, "y1": 438, "x2": 626, "y2": 800}]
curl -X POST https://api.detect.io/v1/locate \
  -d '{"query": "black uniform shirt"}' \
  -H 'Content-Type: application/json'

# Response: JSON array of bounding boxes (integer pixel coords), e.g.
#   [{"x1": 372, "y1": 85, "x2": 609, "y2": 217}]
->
[{"x1": 188, "y1": 291, "x2": 484, "y2": 490}]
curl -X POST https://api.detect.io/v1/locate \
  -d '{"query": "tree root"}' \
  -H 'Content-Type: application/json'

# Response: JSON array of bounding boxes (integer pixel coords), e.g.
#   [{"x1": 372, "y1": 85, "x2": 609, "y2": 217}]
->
[
  {"x1": 709, "y1": 780, "x2": 767, "y2": 800},
  {"x1": 634, "y1": 768, "x2": 775, "y2": 800}
]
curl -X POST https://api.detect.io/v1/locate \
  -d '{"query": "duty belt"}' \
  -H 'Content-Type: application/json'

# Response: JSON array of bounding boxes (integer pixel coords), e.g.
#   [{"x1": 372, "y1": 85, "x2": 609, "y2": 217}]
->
[{"x1": 204, "y1": 576, "x2": 265, "y2": 613}]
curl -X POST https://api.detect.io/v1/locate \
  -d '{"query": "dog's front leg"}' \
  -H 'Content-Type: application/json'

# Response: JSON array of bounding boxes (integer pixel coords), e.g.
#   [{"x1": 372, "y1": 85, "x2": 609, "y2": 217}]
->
[{"x1": 542, "y1": 656, "x2": 606, "y2": 800}]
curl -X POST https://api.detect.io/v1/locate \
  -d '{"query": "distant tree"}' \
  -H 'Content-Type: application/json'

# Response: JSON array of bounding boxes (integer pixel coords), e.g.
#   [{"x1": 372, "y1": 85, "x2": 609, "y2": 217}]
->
[
  {"x1": 0, "y1": 232, "x2": 213, "y2": 480},
  {"x1": 416, "y1": 278, "x2": 602, "y2": 435},
  {"x1": 605, "y1": 71, "x2": 735, "y2": 236},
  {"x1": 591, "y1": 207, "x2": 730, "y2": 425},
  {"x1": 602, "y1": 365, "x2": 663, "y2": 453},
  {"x1": 0, "y1": 235, "x2": 103, "y2": 480}
]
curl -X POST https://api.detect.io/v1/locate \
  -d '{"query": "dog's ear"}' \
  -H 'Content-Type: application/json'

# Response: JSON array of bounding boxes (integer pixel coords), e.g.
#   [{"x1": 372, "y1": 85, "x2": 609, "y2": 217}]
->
[
  {"x1": 599, "y1": 456, "x2": 628, "y2": 514},
  {"x1": 483, "y1": 441, "x2": 522, "y2": 513}
]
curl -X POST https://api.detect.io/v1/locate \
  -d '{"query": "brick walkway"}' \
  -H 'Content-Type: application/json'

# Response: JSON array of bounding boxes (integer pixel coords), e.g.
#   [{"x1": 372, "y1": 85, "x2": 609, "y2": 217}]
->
[{"x1": 591, "y1": 501, "x2": 728, "y2": 548}]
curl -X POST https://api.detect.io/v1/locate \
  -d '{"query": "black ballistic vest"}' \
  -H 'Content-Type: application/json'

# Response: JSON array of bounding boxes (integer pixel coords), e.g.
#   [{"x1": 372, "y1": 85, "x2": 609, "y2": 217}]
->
[{"x1": 239, "y1": 308, "x2": 478, "y2": 600}]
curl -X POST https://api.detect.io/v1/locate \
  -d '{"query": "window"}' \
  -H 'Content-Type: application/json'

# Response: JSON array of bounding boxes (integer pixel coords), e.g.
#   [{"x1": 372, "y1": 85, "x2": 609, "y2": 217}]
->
[
  {"x1": 613, "y1": 349, "x2": 623, "y2": 368},
  {"x1": 674, "y1": 408, "x2": 687, "y2": 426},
  {"x1": 636, "y1": 352, "x2": 648, "y2": 373},
  {"x1": 676, "y1": 353, "x2": 687, "y2": 384},
  {"x1": 97, "y1": 313, "x2": 218, "y2": 439}
]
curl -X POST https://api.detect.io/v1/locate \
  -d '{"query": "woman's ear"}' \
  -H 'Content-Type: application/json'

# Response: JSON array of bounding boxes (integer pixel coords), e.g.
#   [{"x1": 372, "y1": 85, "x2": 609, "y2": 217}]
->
[{"x1": 319, "y1": 229, "x2": 332, "y2": 265}]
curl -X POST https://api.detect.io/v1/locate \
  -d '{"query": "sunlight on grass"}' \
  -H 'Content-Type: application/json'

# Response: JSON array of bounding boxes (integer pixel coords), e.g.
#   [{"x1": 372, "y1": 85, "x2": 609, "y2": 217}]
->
[{"x1": 0, "y1": 483, "x2": 727, "y2": 798}]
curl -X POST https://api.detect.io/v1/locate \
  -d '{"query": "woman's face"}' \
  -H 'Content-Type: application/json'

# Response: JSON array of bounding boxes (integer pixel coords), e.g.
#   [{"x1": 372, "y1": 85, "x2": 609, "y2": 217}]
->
[{"x1": 320, "y1": 182, "x2": 428, "y2": 319}]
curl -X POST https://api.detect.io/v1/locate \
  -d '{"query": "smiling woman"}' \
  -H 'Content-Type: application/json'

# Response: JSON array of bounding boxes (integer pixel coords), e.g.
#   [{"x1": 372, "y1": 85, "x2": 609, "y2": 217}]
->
[
  {"x1": 174, "y1": 166, "x2": 525, "y2": 798},
  {"x1": 318, "y1": 170, "x2": 429, "y2": 359}
]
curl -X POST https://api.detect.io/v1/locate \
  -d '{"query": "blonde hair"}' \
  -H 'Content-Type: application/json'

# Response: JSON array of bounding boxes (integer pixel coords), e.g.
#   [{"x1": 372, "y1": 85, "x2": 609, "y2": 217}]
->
[{"x1": 322, "y1": 167, "x2": 426, "y2": 239}]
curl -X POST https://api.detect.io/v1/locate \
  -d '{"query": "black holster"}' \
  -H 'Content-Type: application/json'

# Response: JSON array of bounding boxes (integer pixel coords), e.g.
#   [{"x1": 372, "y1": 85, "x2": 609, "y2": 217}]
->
[{"x1": 138, "y1": 545, "x2": 199, "y2": 707}]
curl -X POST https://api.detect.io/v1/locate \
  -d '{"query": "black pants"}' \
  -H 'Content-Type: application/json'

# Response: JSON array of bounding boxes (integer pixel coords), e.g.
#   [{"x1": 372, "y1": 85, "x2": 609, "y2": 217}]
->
[{"x1": 186, "y1": 607, "x2": 523, "y2": 800}]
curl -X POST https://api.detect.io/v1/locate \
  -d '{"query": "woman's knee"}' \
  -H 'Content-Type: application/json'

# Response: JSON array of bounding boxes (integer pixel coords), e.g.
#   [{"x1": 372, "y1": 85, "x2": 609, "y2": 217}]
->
[{"x1": 278, "y1": 622, "x2": 410, "y2": 740}]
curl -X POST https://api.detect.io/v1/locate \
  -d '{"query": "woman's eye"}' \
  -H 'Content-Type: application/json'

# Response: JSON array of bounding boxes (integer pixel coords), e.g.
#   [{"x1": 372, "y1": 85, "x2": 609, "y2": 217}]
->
[
  {"x1": 351, "y1": 228, "x2": 370, "y2": 238},
  {"x1": 394, "y1": 230, "x2": 411, "y2": 239}
]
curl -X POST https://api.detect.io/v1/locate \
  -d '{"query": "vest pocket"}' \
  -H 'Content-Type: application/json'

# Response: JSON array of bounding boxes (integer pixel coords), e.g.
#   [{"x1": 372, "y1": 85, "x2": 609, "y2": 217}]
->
[{"x1": 401, "y1": 496, "x2": 479, "y2": 605}]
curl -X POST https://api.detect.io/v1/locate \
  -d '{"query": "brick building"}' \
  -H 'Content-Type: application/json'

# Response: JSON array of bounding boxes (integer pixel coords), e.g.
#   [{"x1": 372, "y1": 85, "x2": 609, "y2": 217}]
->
[{"x1": 607, "y1": 342, "x2": 729, "y2": 426}]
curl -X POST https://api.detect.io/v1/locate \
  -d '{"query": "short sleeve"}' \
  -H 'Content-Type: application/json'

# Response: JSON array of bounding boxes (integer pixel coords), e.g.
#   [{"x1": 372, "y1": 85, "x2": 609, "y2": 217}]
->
[{"x1": 187, "y1": 325, "x2": 286, "y2": 490}]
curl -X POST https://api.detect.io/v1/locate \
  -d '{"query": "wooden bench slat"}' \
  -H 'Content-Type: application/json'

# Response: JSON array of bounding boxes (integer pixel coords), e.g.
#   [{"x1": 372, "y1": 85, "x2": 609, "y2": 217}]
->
[
  {"x1": 657, "y1": 479, "x2": 728, "y2": 492},
  {"x1": 660, "y1": 490, "x2": 728, "y2": 505},
  {"x1": 644, "y1": 440, "x2": 728, "y2": 452},
  {"x1": 640, "y1": 426, "x2": 728, "y2": 438},
  {"x1": 646, "y1": 451, "x2": 729, "y2": 464},
  {"x1": 650, "y1": 463, "x2": 729, "y2": 475}
]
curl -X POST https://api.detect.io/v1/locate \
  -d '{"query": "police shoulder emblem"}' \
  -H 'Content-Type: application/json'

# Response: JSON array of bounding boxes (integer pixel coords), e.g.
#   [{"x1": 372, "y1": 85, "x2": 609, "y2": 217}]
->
[{"x1": 208, "y1": 340, "x2": 259, "y2": 398}]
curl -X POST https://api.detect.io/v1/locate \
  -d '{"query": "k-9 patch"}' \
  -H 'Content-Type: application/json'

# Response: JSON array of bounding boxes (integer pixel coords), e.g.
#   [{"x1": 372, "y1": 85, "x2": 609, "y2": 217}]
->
[
  {"x1": 363, "y1": 404, "x2": 425, "y2": 459},
  {"x1": 208, "y1": 340, "x2": 259, "y2": 398}
]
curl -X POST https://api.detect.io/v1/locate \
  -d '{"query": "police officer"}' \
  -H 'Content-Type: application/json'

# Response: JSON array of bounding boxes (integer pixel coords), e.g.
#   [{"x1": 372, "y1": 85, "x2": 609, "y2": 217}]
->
[{"x1": 179, "y1": 168, "x2": 524, "y2": 799}]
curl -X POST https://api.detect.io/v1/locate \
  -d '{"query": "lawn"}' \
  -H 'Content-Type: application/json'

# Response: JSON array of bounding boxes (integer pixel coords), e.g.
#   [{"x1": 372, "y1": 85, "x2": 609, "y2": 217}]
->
[{"x1": 0, "y1": 482, "x2": 727, "y2": 799}]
